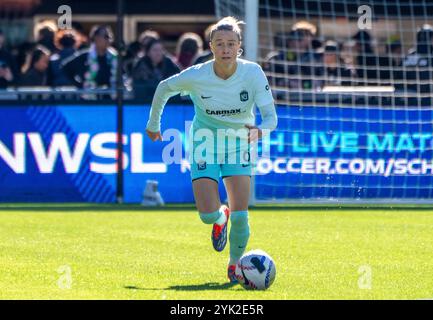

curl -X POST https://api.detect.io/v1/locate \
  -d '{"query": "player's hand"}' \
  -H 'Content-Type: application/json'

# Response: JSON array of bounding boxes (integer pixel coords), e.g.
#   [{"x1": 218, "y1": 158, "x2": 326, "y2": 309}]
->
[
  {"x1": 245, "y1": 124, "x2": 262, "y2": 143},
  {"x1": 146, "y1": 129, "x2": 163, "y2": 142}
]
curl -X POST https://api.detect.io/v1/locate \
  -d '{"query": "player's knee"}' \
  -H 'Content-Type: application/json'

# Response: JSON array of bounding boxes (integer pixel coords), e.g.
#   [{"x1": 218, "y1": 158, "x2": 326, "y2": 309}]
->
[
  {"x1": 230, "y1": 211, "x2": 249, "y2": 230},
  {"x1": 199, "y1": 210, "x2": 220, "y2": 224}
]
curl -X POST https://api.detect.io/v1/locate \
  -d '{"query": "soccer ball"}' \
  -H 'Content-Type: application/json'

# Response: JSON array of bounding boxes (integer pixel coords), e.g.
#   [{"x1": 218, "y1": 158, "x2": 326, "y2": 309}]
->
[{"x1": 235, "y1": 249, "x2": 276, "y2": 290}]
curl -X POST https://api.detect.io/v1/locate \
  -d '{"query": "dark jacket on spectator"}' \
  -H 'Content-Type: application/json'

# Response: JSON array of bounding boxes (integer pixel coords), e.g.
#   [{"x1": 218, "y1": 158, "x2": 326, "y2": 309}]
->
[
  {"x1": 263, "y1": 48, "x2": 320, "y2": 98},
  {"x1": 50, "y1": 47, "x2": 76, "y2": 86},
  {"x1": 401, "y1": 25, "x2": 433, "y2": 95},
  {"x1": 0, "y1": 49, "x2": 18, "y2": 88},
  {"x1": 315, "y1": 64, "x2": 354, "y2": 87},
  {"x1": 353, "y1": 31, "x2": 380, "y2": 85},
  {"x1": 355, "y1": 51, "x2": 380, "y2": 85},
  {"x1": 61, "y1": 48, "x2": 115, "y2": 88},
  {"x1": 263, "y1": 50, "x2": 299, "y2": 99},
  {"x1": 402, "y1": 50, "x2": 433, "y2": 94},
  {"x1": 378, "y1": 55, "x2": 403, "y2": 86},
  {"x1": 19, "y1": 68, "x2": 48, "y2": 86},
  {"x1": 132, "y1": 55, "x2": 180, "y2": 102}
]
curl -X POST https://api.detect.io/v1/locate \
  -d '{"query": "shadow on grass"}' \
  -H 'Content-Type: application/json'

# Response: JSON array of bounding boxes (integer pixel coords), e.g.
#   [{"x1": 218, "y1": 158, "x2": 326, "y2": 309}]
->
[{"x1": 124, "y1": 282, "x2": 239, "y2": 292}]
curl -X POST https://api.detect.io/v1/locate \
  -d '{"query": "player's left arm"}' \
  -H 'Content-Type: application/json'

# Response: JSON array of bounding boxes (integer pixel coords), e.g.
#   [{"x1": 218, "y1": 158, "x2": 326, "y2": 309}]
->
[{"x1": 246, "y1": 65, "x2": 278, "y2": 143}]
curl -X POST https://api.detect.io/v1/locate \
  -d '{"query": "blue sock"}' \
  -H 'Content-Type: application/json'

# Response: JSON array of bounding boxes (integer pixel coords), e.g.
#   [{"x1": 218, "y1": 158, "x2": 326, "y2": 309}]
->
[
  {"x1": 229, "y1": 211, "x2": 250, "y2": 265},
  {"x1": 199, "y1": 210, "x2": 221, "y2": 224}
]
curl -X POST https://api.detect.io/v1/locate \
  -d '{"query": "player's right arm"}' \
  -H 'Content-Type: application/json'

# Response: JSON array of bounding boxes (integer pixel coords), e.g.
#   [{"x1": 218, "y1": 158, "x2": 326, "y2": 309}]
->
[
  {"x1": 145, "y1": 81, "x2": 176, "y2": 141},
  {"x1": 145, "y1": 69, "x2": 193, "y2": 141}
]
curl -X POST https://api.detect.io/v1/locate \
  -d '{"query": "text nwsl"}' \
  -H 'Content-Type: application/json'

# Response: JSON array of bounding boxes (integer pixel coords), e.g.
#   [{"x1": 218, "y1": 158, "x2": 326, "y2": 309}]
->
[{"x1": 0, "y1": 132, "x2": 163, "y2": 174}]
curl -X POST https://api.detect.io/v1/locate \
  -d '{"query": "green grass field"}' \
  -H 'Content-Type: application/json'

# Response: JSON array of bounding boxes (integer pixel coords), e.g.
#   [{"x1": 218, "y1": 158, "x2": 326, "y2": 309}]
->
[{"x1": 1, "y1": 204, "x2": 433, "y2": 300}]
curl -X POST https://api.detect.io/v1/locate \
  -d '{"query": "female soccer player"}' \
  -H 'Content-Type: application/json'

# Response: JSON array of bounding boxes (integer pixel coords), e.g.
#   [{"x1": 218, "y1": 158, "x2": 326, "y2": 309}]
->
[{"x1": 145, "y1": 17, "x2": 277, "y2": 283}]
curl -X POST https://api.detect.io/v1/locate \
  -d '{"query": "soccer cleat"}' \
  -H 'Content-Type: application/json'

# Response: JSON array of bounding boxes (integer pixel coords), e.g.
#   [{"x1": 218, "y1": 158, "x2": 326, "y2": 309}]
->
[
  {"x1": 227, "y1": 264, "x2": 238, "y2": 283},
  {"x1": 211, "y1": 205, "x2": 230, "y2": 252}
]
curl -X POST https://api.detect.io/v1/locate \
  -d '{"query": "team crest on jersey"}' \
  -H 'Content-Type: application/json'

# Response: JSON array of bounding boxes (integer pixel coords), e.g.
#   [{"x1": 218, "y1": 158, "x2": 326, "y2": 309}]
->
[
  {"x1": 240, "y1": 90, "x2": 249, "y2": 102},
  {"x1": 197, "y1": 161, "x2": 207, "y2": 171}
]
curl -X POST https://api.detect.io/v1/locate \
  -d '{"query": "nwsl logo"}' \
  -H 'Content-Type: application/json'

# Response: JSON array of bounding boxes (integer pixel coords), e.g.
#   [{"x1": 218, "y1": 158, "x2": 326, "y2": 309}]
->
[{"x1": 0, "y1": 133, "x2": 166, "y2": 174}]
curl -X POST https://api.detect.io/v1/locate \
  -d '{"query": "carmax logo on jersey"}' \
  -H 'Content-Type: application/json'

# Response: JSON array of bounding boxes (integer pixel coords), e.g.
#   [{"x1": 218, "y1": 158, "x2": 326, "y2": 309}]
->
[
  {"x1": 206, "y1": 108, "x2": 242, "y2": 116},
  {"x1": 0, "y1": 133, "x2": 167, "y2": 174}
]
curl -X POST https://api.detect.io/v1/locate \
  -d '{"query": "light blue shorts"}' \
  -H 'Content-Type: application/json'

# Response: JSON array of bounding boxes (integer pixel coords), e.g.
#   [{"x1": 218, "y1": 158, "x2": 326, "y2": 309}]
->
[{"x1": 190, "y1": 149, "x2": 252, "y2": 183}]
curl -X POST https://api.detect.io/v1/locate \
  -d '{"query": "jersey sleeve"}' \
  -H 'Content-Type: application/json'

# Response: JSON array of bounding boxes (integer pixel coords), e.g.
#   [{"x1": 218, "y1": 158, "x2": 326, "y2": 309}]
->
[
  {"x1": 251, "y1": 64, "x2": 277, "y2": 134},
  {"x1": 146, "y1": 68, "x2": 195, "y2": 132},
  {"x1": 164, "y1": 67, "x2": 194, "y2": 96},
  {"x1": 252, "y1": 64, "x2": 274, "y2": 107},
  {"x1": 257, "y1": 102, "x2": 278, "y2": 134}
]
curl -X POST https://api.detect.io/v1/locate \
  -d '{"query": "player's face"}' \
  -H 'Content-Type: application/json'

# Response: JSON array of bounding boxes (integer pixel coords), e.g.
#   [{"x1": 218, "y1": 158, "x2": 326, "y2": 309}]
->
[{"x1": 210, "y1": 30, "x2": 241, "y2": 65}]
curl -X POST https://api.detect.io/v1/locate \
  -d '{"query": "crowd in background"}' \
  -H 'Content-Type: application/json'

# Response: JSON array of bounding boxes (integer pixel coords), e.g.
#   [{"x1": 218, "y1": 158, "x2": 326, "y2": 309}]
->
[
  {"x1": 263, "y1": 20, "x2": 433, "y2": 100},
  {"x1": 0, "y1": 19, "x2": 432, "y2": 102}
]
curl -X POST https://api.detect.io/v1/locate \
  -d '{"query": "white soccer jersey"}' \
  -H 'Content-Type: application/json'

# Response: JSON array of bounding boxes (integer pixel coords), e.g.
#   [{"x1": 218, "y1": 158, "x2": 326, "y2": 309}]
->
[
  {"x1": 167, "y1": 58, "x2": 274, "y2": 129},
  {"x1": 146, "y1": 58, "x2": 277, "y2": 155},
  {"x1": 147, "y1": 58, "x2": 276, "y2": 131}
]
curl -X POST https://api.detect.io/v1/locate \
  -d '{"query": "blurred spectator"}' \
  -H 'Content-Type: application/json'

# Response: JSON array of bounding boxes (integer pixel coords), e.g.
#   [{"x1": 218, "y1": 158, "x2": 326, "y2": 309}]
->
[
  {"x1": 379, "y1": 38, "x2": 403, "y2": 85},
  {"x1": 315, "y1": 40, "x2": 355, "y2": 88},
  {"x1": 49, "y1": 31, "x2": 77, "y2": 86},
  {"x1": 61, "y1": 25, "x2": 118, "y2": 90},
  {"x1": 132, "y1": 38, "x2": 180, "y2": 101},
  {"x1": 123, "y1": 41, "x2": 142, "y2": 77},
  {"x1": 264, "y1": 21, "x2": 320, "y2": 97},
  {"x1": 71, "y1": 22, "x2": 90, "y2": 50},
  {"x1": 352, "y1": 30, "x2": 380, "y2": 85},
  {"x1": 34, "y1": 20, "x2": 58, "y2": 54},
  {"x1": 138, "y1": 30, "x2": 160, "y2": 57},
  {"x1": 19, "y1": 46, "x2": 50, "y2": 86},
  {"x1": 0, "y1": 29, "x2": 18, "y2": 88},
  {"x1": 193, "y1": 24, "x2": 214, "y2": 65},
  {"x1": 263, "y1": 30, "x2": 300, "y2": 98},
  {"x1": 15, "y1": 42, "x2": 38, "y2": 75},
  {"x1": 264, "y1": 25, "x2": 319, "y2": 99},
  {"x1": 292, "y1": 20, "x2": 321, "y2": 90},
  {"x1": 386, "y1": 39, "x2": 404, "y2": 67},
  {"x1": 402, "y1": 24, "x2": 433, "y2": 95},
  {"x1": 175, "y1": 32, "x2": 203, "y2": 70},
  {"x1": 340, "y1": 40, "x2": 357, "y2": 68}
]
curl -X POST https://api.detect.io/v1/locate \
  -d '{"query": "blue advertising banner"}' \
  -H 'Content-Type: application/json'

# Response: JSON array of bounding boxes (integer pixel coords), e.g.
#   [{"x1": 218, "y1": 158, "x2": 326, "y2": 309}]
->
[
  {"x1": 255, "y1": 105, "x2": 433, "y2": 200},
  {"x1": 1, "y1": 104, "x2": 433, "y2": 202},
  {"x1": 0, "y1": 104, "x2": 225, "y2": 203}
]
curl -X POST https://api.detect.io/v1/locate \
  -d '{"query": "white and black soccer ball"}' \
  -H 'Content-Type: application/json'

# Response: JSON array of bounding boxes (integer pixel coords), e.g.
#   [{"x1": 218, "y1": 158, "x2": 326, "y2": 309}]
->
[{"x1": 235, "y1": 249, "x2": 276, "y2": 290}]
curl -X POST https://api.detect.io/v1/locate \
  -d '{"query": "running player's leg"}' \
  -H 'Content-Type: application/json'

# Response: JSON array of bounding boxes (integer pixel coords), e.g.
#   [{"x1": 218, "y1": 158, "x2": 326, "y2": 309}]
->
[
  {"x1": 222, "y1": 175, "x2": 251, "y2": 281},
  {"x1": 193, "y1": 177, "x2": 221, "y2": 219},
  {"x1": 193, "y1": 179, "x2": 230, "y2": 251}
]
